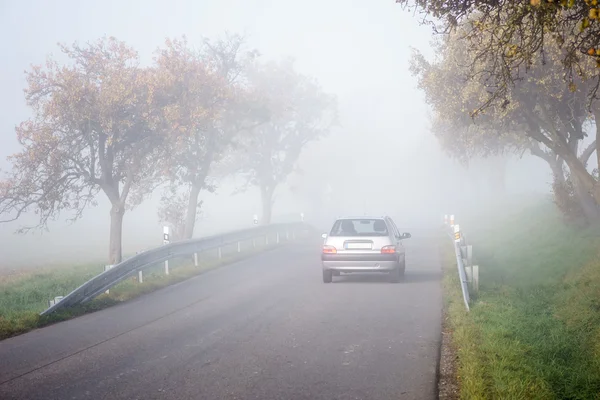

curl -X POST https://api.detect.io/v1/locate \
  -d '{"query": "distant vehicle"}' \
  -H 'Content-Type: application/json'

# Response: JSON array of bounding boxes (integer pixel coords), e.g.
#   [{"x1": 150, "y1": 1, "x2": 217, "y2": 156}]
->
[{"x1": 321, "y1": 216, "x2": 411, "y2": 283}]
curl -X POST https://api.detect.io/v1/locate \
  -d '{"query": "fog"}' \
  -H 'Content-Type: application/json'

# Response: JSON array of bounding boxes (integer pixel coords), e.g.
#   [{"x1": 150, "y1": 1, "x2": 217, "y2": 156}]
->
[{"x1": 0, "y1": 0, "x2": 552, "y2": 269}]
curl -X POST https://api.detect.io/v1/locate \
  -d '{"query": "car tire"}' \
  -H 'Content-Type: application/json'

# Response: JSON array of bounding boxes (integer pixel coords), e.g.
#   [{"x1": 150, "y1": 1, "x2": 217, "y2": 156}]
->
[
  {"x1": 399, "y1": 255, "x2": 406, "y2": 277},
  {"x1": 389, "y1": 266, "x2": 402, "y2": 283},
  {"x1": 323, "y1": 269, "x2": 333, "y2": 283}
]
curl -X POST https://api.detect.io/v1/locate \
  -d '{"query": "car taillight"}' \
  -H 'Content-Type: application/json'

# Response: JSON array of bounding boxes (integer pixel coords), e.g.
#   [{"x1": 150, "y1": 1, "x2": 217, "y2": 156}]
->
[
  {"x1": 322, "y1": 245, "x2": 337, "y2": 254},
  {"x1": 381, "y1": 245, "x2": 396, "y2": 254}
]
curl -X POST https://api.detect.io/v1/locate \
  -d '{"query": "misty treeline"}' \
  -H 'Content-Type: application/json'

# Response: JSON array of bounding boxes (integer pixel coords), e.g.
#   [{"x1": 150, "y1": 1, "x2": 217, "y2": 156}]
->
[
  {"x1": 0, "y1": 34, "x2": 337, "y2": 264},
  {"x1": 402, "y1": 0, "x2": 600, "y2": 226}
]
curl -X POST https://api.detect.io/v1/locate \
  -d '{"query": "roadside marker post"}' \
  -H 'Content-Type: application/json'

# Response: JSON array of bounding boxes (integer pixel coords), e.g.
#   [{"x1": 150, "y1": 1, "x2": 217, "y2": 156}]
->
[
  {"x1": 163, "y1": 226, "x2": 170, "y2": 275},
  {"x1": 450, "y1": 214, "x2": 455, "y2": 226},
  {"x1": 444, "y1": 214, "x2": 448, "y2": 225},
  {"x1": 253, "y1": 214, "x2": 258, "y2": 225},
  {"x1": 454, "y1": 224, "x2": 461, "y2": 242}
]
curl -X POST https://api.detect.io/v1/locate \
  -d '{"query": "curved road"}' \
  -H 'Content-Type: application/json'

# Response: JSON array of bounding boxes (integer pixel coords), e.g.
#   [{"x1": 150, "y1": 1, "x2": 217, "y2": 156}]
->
[{"x1": 0, "y1": 232, "x2": 442, "y2": 400}]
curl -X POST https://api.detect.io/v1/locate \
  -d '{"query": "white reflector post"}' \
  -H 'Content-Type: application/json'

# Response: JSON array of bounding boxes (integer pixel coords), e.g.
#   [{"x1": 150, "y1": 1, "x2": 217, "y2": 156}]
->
[
  {"x1": 163, "y1": 226, "x2": 170, "y2": 244},
  {"x1": 453, "y1": 224, "x2": 460, "y2": 242},
  {"x1": 163, "y1": 226, "x2": 170, "y2": 275}
]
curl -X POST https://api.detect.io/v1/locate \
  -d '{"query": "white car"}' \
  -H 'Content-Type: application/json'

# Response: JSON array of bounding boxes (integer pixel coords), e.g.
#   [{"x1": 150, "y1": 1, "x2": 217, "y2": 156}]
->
[{"x1": 321, "y1": 216, "x2": 411, "y2": 283}]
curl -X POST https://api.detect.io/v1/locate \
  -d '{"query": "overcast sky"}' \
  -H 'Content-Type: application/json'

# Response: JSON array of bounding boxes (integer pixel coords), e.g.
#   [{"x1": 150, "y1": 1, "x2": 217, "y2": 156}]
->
[{"x1": 0, "y1": 0, "x2": 550, "y2": 268}]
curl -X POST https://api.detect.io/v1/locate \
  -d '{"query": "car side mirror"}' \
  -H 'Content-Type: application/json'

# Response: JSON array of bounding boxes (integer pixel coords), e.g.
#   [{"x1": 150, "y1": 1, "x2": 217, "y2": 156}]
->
[
  {"x1": 401, "y1": 232, "x2": 411, "y2": 239},
  {"x1": 321, "y1": 233, "x2": 328, "y2": 239}
]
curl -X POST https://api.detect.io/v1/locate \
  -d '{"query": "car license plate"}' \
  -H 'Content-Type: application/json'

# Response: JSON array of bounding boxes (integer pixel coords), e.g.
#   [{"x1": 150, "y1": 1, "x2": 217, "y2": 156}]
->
[{"x1": 345, "y1": 242, "x2": 372, "y2": 250}]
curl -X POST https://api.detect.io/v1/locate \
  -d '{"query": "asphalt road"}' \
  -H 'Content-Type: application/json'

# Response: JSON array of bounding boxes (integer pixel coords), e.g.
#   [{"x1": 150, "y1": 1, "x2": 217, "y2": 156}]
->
[{"x1": 0, "y1": 231, "x2": 442, "y2": 400}]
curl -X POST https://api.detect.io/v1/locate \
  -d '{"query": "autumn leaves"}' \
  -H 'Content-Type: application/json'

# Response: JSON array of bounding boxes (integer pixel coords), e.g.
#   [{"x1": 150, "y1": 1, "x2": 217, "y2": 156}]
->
[
  {"x1": 0, "y1": 34, "x2": 337, "y2": 264},
  {"x1": 406, "y1": 0, "x2": 600, "y2": 224}
]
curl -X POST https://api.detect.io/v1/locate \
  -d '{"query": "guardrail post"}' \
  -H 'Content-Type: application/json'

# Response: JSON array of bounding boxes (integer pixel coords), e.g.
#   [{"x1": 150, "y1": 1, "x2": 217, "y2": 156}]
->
[
  {"x1": 165, "y1": 260, "x2": 169, "y2": 275},
  {"x1": 218, "y1": 247, "x2": 222, "y2": 259},
  {"x1": 465, "y1": 264, "x2": 473, "y2": 284},
  {"x1": 104, "y1": 265, "x2": 114, "y2": 293},
  {"x1": 48, "y1": 296, "x2": 64, "y2": 308},
  {"x1": 276, "y1": 233, "x2": 280, "y2": 244},
  {"x1": 473, "y1": 265, "x2": 479, "y2": 293},
  {"x1": 466, "y1": 245, "x2": 473, "y2": 267},
  {"x1": 237, "y1": 241, "x2": 241, "y2": 253},
  {"x1": 194, "y1": 252, "x2": 198, "y2": 267},
  {"x1": 138, "y1": 270, "x2": 144, "y2": 284},
  {"x1": 252, "y1": 238, "x2": 256, "y2": 248}
]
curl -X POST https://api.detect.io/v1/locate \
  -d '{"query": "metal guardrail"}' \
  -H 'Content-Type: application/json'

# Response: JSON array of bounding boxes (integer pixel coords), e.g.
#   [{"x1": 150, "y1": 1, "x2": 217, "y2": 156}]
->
[
  {"x1": 444, "y1": 216, "x2": 479, "y2": 311},
  {"x1": 453, "y1": 238, "x2": 470, "y2": 311},
  {"x1": 41, "y1": 222, "x2": 311, "y2": 316}
]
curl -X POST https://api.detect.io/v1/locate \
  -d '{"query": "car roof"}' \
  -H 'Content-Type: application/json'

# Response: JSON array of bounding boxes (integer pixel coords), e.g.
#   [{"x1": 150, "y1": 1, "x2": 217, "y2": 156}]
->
[{"x1": 336, "y1": 216, "x2": 388, "y2": 220}]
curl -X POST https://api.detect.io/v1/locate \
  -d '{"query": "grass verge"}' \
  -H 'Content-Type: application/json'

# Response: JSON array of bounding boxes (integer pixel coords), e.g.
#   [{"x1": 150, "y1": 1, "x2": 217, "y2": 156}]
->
[
  {"x1": 440, "y1": 200, "x2": 600, "y2": 399},
  {"x1": 0, "y1": 241, "x2": 282, "y2": 341}
]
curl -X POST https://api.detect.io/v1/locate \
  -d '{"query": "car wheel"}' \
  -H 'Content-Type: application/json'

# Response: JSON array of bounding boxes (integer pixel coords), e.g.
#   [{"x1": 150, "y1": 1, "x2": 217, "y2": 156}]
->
[
  {"x1": 399, "y1": 255, "x2": 406, "y2": 277},
  {"x1": 323, "y1": 269, "x2": 333, "y2": 283},
  {"x1": 389, "y1": 267, "x2": 401, "y2": 283}
]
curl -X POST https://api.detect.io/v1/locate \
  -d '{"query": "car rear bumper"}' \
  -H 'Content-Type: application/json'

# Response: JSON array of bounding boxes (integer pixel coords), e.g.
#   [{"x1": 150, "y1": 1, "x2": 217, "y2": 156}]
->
[{"x1": 321, "y1": 254, "x2": 399, "y2": 272}]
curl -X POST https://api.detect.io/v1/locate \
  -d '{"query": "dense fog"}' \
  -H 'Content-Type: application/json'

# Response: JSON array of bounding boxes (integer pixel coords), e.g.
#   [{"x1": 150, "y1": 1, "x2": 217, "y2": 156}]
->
[{"x1": 0, "y1": 0, "x2": 554, "y2": 269}]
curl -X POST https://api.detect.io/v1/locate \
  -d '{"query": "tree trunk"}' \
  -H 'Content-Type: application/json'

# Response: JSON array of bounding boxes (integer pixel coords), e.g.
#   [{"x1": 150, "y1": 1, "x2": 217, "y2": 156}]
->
[
  {"x1": 594, "y1": 109, "x2": 600, "y2": 174},
  {"x1": 183, "y1": 183, "x2": 202, "y2": 239},
  {"x1": 109, "y1": 204, "x2": 125, "y2": 265},
  {"x1": 561, "y1": 152, "x2": 600, "y2": 203},
  {"x1": 549, "y1": 158, "x2": 565, "y2": 184},
  {"x1": 260, "y1": 184, "x2": 274, "y2": 225},
  {"x1": 572, "y1": 175, "x2": 600, "y2": 222}
]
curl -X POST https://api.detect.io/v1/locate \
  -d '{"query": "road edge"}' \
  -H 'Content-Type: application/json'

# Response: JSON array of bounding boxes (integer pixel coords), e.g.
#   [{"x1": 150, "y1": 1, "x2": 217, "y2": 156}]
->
[
  {"x1": 437, "y1": 233, "x2": 460, "y2": 400},
  {"x1": 0, "y1": 240, "x2": 304, "y2": 342}
]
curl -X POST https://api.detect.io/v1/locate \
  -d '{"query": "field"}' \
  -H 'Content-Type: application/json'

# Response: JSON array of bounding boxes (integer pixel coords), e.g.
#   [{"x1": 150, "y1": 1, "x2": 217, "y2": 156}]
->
[
  {"x1": 0, "y1": 239, "x2": 279, "y2": 341},
  {"x1": 441, "y1": 199, "x2": 600, "y2": 399}
]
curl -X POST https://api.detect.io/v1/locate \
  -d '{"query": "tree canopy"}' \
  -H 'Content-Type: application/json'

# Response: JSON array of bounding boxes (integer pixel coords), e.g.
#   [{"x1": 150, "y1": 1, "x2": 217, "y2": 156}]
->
[
  {"x1": 232, "y1": 58, "x2": 338, "y2": 224},
  {"x1": 0, "y1": 38, "x2": 165, "y2": 263},
  {"x1": 0, "y1": 35, "x2": 337, "y2": 263},
  {"x1": 398, "y1": 0, "x2": 600, "y2": 108},
  {"x1": 410, "y1": 19, "x2": 600, "y2": 222}
]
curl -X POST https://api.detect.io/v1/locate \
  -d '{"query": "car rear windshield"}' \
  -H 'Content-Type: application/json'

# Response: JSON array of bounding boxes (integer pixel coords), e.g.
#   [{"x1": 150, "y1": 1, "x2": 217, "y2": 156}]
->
[{"x1": 329, "y1": 219, "x2": 389, "y2": 237}]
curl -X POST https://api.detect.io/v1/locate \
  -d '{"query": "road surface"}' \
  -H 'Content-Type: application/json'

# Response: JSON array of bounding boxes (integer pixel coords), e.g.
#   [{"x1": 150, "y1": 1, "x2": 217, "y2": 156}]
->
[{"x1": 0, "y1": 231, "x2": 442, "y2": 400}]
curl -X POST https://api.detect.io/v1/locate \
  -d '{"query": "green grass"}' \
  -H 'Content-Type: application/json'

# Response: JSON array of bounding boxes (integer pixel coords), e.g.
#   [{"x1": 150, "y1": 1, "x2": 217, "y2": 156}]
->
[
  {"x1": 0, "y1": 240, "x2": 279, "y2": 341},
  {"x1": 442, "y1": 200, "x2": 600, "y2": 399}
]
